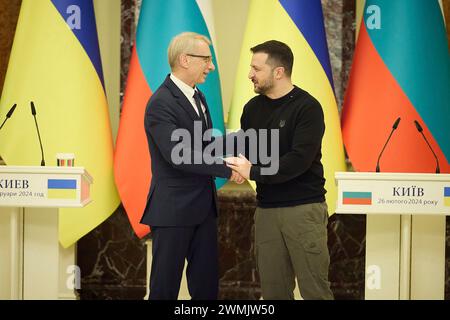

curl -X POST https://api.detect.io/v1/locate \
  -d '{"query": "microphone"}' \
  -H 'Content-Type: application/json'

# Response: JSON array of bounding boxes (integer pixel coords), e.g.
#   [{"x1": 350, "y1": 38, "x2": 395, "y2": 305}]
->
[
  {"x1": 414, "y1": 120, "x2": 440, "y2": 174},
  {"x1": 30, "y1": 101, "x2": 45, "y2": 166},
  {"x1": 0, "y1": 104, "x2": 17, "y2": 131},
  {"x1": 376, "y1": 117, "x2": 401, "y2": 172}
]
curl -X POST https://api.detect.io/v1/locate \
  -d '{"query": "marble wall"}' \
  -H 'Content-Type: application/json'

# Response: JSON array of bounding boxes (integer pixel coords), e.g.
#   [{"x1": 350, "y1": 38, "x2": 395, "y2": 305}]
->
[
  {"x1": 444, "y1": 0, "x2": 450, "y2": 45},
  {"x1": 321, "y1": 0, "x2": 355, "y2": 110},
  {"x1": 217, "y1": 191, "x2": 260, "y2": 300},
  {"x1": 0, "y1": 0, "x2": 21, "y2": 95},
  {"x1": 119, "y1": 0, "x2": 136, "y2": 106},
  {"x1": 77, "y1": 205, "x2": 148, "y2": 300}
]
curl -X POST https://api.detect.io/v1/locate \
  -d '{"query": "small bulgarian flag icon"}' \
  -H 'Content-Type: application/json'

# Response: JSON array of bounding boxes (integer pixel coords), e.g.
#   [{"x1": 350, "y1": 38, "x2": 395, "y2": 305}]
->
[{"x1": 343, "y1": 191, "x2": 372, "y2": 205}]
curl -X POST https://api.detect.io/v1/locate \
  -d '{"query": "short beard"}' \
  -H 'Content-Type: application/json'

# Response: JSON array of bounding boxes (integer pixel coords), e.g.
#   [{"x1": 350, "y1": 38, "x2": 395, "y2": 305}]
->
[{"x1": 254, "y1": 77, "x2": 274, "y2": 95}]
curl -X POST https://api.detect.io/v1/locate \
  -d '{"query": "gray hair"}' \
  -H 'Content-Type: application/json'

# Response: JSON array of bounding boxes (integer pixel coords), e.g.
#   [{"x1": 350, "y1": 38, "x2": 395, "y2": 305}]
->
[{"x1": 168, "y1": 32, "x2": 211, "y2": 69}]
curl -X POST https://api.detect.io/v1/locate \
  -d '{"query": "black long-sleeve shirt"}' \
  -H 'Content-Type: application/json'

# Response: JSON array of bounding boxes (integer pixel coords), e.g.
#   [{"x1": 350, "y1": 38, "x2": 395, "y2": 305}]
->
[{"x1": 240, "y1": 86, "x2": 326, "y2": 208}]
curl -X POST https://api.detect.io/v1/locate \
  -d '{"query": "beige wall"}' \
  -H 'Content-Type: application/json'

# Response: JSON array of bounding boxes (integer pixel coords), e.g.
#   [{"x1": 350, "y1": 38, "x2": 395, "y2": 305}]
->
[
  {"x1": 211, "y1": 0, "x2": 250, "y2": 123},
  {"x1": 443, "y1": 0, "x2": 450, "y2": 42}
]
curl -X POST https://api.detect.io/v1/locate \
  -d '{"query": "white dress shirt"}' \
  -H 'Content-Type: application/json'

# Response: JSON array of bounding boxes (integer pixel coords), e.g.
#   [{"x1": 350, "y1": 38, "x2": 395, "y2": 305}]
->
[{"x1": 170, "y1": 74, "x2": 207, "y2": 120}]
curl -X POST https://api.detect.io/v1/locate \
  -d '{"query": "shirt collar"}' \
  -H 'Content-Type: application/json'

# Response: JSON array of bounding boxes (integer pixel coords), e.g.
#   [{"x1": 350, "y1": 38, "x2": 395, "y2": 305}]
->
[{"x1": 170, "y1": 73, "x2": 197, "y2": 100}]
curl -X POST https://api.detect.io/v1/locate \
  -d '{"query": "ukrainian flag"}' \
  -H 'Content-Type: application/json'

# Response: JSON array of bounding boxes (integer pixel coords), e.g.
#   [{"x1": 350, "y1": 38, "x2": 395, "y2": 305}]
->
[
  {"x1": 228, "y1": 0, "x2": 346, "y2": 214},
  {"x1": 444, "y1": 187, "x2": 450, "y2": 207},
  {"x1": 48, "y1": 179, "x2": 77, "y2": 200},
  {"x1": 0, "y1": 0, "x2": 119, "y2": 247}
]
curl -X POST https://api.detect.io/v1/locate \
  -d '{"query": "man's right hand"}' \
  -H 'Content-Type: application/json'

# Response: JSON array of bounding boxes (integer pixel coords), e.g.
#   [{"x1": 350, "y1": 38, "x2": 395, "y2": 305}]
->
[{"x1": 230, "y1": 170, "x2": 245, "y2": 184}]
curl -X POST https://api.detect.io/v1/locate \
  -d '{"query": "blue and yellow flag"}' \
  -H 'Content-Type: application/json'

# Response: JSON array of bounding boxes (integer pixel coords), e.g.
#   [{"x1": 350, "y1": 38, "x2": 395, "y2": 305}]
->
[
  {"x1": 228, "y1": 0, "x2": 346, "y2": 214},
  {"x1": 0, "y1": 0, "x2": 119, "y2": 247},
  {"x1": 47, "y1": 179, "x2": 78, "y2": 200},
  {"x1": 444, "y1": 187, "x2": 450, "y2": 207}
]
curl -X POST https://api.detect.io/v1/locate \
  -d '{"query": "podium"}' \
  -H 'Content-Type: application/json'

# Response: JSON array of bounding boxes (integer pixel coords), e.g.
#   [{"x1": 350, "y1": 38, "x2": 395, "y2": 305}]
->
[
  {"x1": 335, "y1": 172, "x2": 449, "y2": 300},
  {"x1": 0, "y1": 166, "x2": 92, "y2": 300}
]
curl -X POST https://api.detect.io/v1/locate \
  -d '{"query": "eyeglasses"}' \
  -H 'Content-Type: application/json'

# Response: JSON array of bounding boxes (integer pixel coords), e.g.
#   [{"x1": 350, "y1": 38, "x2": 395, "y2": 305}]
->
[{"x1": 186, "y1": 53, "x2": 213, "y2": 63}]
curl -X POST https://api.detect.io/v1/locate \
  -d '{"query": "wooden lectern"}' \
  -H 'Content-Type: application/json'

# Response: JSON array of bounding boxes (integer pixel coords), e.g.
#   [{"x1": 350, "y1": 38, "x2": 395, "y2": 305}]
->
[
  {"x1": 335, "y1": 172, "x2": 450, "y2": 300},
  {"x1": 0, "y1": 166, "x2": 92, "y2": 300}
]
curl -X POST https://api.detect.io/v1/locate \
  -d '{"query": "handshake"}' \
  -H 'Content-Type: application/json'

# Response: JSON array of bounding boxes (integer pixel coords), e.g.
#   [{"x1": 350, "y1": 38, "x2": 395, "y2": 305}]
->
[{"x1": 223, "y1": 154, "x2": 251, "y2": 185}]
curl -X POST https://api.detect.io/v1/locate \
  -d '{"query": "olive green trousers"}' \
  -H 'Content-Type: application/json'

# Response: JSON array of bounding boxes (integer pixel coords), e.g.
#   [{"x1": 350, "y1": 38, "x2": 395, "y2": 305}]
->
[{"x1": 255, "y1": 202, "x2": 334, "y2": 300}]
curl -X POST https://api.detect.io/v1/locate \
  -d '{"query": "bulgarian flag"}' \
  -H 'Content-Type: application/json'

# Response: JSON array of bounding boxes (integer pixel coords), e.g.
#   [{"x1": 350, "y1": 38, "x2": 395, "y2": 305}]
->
[
  {"x1": 114, "y1": 0, "x2": 226, "y2": 238},
  {"x1": 342, "y1": 0, "x2": 450, "y2": 173}
]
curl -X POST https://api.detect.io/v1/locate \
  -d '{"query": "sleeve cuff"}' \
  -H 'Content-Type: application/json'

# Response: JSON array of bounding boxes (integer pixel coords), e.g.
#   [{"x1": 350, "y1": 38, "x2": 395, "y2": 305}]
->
[
  {"x1": 225, "y1": 166, "x2": 232, "y2": 179},
  {"x1": 249, "y1": 165, "x2": 261, "y2": 182}
]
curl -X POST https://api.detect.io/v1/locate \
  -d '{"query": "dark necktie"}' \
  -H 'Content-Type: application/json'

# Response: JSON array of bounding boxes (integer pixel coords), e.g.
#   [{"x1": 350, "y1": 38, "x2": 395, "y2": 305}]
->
[{"x1": 193, "y1": 90, "x2": 208, "y2": 129}]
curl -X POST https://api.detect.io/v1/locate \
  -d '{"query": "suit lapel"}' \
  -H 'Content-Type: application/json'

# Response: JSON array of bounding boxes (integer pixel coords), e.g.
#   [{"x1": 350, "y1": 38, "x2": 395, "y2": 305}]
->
[
  {"x1": 176, "y1": 97, "x2": 201, "y2": 122},
  {"x1": 163, "y1": 75, "x2": 200, "y2": 122}
]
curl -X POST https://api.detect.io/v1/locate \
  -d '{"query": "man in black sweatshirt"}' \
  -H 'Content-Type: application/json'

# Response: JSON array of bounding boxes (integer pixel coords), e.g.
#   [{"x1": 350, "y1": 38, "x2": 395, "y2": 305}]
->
[{"x1": 226, "y1": 40, "x2": 333, "y2": 300}]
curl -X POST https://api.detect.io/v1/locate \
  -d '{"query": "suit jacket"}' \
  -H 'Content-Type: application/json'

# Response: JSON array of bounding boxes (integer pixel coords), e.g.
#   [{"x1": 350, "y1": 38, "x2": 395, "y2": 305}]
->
[{"x1": 140, "y1": 75, "x2": 231, "y2": 227}]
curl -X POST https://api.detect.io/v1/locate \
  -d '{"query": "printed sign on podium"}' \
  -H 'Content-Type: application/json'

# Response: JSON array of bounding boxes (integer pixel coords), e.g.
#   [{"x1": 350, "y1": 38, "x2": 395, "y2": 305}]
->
[
  {"x1": 336, "y1": 172, "x2": 450, "y2": 215},
  {"x1": 0, "y1": 166, "x2": 92, "y2": 207},
  {"x1": 0, "y1": 166, "x2": 92, "y2": 300},
  {"x1": 336, "y1": 172, "x2": 450, "y2": 300}
]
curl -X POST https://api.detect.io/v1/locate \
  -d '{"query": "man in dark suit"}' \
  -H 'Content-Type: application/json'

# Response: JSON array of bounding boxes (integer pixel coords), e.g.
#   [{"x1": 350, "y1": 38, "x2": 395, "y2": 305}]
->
[{"x1": 140, "y1": 32, "x2": 243, "y2": 300}]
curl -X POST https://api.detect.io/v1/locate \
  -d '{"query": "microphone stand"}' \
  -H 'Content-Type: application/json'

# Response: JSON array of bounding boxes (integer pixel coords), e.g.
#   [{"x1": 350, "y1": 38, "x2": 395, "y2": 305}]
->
[
  {"x1": 30, "y1": 102, "x2": 45, "y2": 166},
  {"x1": 376, "y1": 117, "x2": 401, "y2": 172}
]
